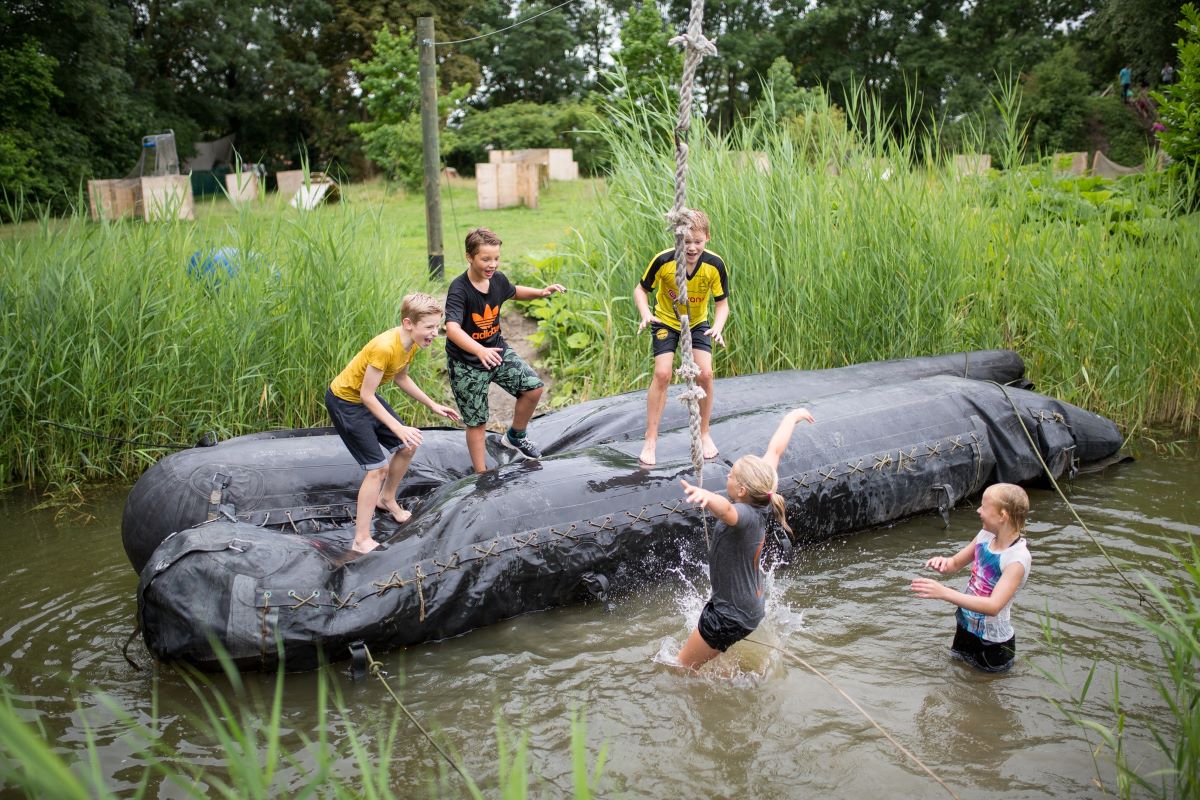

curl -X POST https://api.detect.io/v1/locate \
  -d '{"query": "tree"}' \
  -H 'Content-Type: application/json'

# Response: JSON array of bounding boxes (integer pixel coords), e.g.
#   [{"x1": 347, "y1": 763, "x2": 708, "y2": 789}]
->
[
  {"x1": 462, "y1": 0, "x2": 588, "y2": 106},
  {"x1": 1153, "y1": 4, "x2": 1200, "y2": 174},
  {"x1": 612, "y1": 1, "x2": 683, "y2": 103},
  {"x1": 1022, "y1": 44, "x2": 1092, "y2": 156},
  {"x1": 350, "y1": 25, "x2": 468, "y2": 189}
]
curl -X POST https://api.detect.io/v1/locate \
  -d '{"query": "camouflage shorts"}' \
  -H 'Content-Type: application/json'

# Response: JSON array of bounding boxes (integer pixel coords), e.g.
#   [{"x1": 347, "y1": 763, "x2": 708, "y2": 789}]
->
[{"x1": 448, "y1": 349, "x2": 543, "y2": 427}]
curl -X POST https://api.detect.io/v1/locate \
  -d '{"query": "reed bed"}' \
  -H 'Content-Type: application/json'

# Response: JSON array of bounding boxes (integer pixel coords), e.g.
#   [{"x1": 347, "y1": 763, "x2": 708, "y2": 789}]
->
[{"x1": 537, "y1": 93, "x2": 1199, "y2": 438}]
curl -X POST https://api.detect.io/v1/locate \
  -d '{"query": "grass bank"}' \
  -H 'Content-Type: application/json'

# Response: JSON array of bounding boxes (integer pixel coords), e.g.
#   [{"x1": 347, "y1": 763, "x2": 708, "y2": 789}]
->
[
  {"x1": 0, "y1": 178, "x2": 604, "y2": 491},
  {"x1": 526, "y1": 98, "x2": 1199, "y2": 438}
]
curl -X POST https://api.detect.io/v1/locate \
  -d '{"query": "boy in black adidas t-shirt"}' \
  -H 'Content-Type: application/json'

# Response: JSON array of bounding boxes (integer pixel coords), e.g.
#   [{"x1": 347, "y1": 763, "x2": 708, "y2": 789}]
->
[{"x1": 444, "y1": 227, "x2": 566, "y2": 473}]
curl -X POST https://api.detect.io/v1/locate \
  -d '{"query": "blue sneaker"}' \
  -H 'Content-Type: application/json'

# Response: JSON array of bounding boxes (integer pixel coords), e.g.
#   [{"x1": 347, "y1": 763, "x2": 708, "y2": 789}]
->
[{"x1": 502, "y1": 430, "x2": 542, "y2": 459}]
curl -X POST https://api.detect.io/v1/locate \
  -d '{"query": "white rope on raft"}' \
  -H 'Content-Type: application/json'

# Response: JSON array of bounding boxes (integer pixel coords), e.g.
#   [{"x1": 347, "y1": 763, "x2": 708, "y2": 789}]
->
[{"x1": 668, "y1": 0, "x2": 718, "y2": 498}]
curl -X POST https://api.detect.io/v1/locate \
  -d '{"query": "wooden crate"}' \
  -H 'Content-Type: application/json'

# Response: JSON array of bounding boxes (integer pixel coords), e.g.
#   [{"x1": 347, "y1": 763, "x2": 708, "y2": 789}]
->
[
  {"x1": 87, "y1": 179, "x2": 140, "y2": 221},
  {"x1": 487, "y1": 148, "x2": 579, "y2": 181},
  {"x1": 476, "y1": 163, "x2": 520, "y2": 209},
  {"x1": 141, "y1": 175, "x2": 195, "y2": 221},
  {"x1": 952, "y1": 154, "x2": 991, "y2": 177},
  {"x1": 1052, "y1": 151, "x2": 1088, "y2": 176},
  {"x1": 275, "y1": 169, "x2": 306, "y2": 198},
  {"x1": 516, "y1": 162, "x2": 542, "y2": 209},
  {"x1": 224, "y1": 171, "x2": 259, "y2": 204}
]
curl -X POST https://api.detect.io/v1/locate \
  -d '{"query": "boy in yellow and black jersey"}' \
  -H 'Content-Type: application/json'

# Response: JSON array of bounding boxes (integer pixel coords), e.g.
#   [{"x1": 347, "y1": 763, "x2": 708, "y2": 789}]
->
[{"x1": 633, "y1": 209, "x2": 729, "y2": 466}]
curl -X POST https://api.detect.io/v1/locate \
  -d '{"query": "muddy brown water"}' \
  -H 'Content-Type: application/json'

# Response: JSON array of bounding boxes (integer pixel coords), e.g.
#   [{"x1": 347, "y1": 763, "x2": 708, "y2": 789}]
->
[{"x1": 0, "y1": 447, "x2": 1196, "y2": 798}]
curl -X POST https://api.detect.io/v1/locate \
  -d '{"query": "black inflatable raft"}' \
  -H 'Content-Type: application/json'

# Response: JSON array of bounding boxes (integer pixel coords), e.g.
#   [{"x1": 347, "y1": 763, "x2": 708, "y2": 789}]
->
[{"x1": 128, "y1": 351, "x2": 1122, "y2": 671}]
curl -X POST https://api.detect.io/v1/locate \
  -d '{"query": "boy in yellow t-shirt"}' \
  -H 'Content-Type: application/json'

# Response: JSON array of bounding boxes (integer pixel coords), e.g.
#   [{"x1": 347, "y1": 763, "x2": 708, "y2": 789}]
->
[
  {"x1": 633, "y1": 210, "x2": 729, "y2": 467},
  {"x1": 325, "y1": 293, "x2": 460, "y2": 553}
]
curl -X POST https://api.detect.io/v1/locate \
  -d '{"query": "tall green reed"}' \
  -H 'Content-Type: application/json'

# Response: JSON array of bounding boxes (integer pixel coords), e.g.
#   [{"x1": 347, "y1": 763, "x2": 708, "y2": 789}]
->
[
  {"x1": 0, "y1": 194, "x2": 449, "y2": 492},
  {"x1": 532, "y1": 78, "x2": 1199, "y2": 436},
  {"x1": 1038, "y1": 540, "x2": 1200, "y2": 799},
  {"x1": 0, "y1": 656, "x2": 608, "y2": 798}
]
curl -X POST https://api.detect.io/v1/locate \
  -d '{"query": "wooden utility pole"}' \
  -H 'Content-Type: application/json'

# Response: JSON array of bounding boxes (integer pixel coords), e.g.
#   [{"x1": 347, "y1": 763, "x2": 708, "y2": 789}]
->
[{"x1": 417, "y1": 16, "x2": 444, "y2": 280}]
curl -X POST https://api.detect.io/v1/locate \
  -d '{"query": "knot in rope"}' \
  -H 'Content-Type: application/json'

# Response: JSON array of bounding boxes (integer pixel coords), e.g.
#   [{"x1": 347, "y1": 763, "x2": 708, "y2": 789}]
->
[
  {"x1": 666, "y1": 207, "x2": 697, "y2": 232},
  {"x1": 668, "y1": 32, "x2": 718, "y2": 58},
  {"x1": 675, "y1": 360, "x2": 703, "y2": 382}
]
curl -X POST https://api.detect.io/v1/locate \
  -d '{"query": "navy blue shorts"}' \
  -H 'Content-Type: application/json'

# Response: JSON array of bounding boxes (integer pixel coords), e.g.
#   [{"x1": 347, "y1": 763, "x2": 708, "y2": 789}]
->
[
  {"x1": 650, "y1": 322, "x2": 712, "y2": 358},
  {"x1": 951, "y1": 623, "x2": 1016, "y2": 673},
  {"x1": 325, "y1": 387, "x2": 405, "y2": 470},
  {"x1": 697, "y1": 600, "x2": 756, "y2": 652}
]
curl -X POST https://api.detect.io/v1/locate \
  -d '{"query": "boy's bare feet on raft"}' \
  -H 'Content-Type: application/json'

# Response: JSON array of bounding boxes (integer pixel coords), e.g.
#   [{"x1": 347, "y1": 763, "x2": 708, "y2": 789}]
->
[
  {"x1": 702, "y1": 434, "x2": 719, "y2": 460},
  {"x1": 351, "y1": 537, "x2": 380, "y2": 554},
  {"x1": 638, "y1": 441, "x2": 657, "y2": 466},
  {"x1": 375, "y1": 500, "x2": 412, "y2": 524}
]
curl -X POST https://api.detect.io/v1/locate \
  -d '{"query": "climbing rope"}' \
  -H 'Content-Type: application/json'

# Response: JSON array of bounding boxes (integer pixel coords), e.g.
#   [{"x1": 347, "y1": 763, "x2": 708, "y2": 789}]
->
[
  {"x1": 744, "y1": 636, "x2": 961, "y2": 800},
  {"x1": 668, "y1": 0, "x2": 719, "y2": 547}
]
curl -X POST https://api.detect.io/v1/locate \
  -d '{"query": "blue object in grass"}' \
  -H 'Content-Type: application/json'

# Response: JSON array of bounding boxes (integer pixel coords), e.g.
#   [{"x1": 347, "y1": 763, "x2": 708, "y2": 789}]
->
[{"x1": 187, "y1": 247, "x2": 243, "y2": 287}]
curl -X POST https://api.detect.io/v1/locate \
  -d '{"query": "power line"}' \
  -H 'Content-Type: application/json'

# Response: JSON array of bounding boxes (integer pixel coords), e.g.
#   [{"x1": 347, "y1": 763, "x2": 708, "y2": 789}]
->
[{"x1": 434, "y1": 0, "x2": 580, "y2": 47}]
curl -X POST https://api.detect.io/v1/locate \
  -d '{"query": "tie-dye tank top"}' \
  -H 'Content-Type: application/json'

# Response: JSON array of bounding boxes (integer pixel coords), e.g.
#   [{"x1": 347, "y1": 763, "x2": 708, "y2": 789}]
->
[{"x1": 956, "y1": 530, "x2": 1031, "y2": 642}]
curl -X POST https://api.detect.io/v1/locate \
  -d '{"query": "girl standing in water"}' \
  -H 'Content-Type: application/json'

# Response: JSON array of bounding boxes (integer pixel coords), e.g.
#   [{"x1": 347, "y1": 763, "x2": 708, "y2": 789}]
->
[{"x1": 911, "y1": 483, "x2": 1031, "y2": 672}]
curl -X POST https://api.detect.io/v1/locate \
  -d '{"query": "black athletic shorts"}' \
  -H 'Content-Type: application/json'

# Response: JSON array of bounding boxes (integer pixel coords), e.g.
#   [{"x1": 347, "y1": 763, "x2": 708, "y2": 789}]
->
[
  {"x1": 325, "y1": 387, "x2": 405, "y2": 470},
  {"x1": 650, "y1": 321, "x2": 713, "y2": 358},
  {"x1": 951, "y1": 623, "x2": 1016, "y2": 673},
  {"x1": 697, "y1": 600, "x2": 756, "y2": 652}
]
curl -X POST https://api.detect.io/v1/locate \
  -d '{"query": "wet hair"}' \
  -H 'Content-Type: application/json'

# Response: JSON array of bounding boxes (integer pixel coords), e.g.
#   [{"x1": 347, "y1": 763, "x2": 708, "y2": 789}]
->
[
  {"x1": 985, "y1": 482, "x2": 1029, "y2": 535},
  {"x1": 401, "y1": 292, "x2": 442, "y2": 323},
  {"x1": 687, "y1": 209, "x2": 711, "y2": 237},
  {"x1": 731, "y1": 454, "x2": 791, "y2": 536},
  {"x1": 465, "y1": 227, "x2": 502, "y2": 256}
]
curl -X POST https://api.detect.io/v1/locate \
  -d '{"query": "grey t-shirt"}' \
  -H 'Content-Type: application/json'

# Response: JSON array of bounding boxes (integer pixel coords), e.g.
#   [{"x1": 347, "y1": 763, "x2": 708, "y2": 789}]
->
[{"x1": 708, "y1": 502, "x2": 768, "y2": 629}]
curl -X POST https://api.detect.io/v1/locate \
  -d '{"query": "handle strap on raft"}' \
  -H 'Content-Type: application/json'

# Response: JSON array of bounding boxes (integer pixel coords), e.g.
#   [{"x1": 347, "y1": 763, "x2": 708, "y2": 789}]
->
[{"x1": 206, "y1": 473, "x2": 231, "y2": 522}]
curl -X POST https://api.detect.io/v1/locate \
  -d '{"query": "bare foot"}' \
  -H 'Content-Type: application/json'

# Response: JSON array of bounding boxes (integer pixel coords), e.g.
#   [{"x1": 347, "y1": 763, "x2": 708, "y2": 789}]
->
[
  {"x1": 375, "y1": 500, "x2": 412, "y2": 524},
  {"x1": 701, "y1": 434, "x2": 718, "y2": 460},
  {"x1": 351, "y1": 537, "x2": 380, "y2": 554},
  {"x1": 638, "y1": 441, "x2": 657, "y2": 466}
]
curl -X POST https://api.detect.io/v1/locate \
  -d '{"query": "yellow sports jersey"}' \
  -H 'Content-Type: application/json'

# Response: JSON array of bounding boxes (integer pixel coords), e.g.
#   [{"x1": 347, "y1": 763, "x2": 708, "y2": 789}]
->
[
  {"x1": 639, "y1": 248, "x2": 729, "y2": 331},
  {"x1": 329, "y1": 329, "x2": 418, "y2": 403}
]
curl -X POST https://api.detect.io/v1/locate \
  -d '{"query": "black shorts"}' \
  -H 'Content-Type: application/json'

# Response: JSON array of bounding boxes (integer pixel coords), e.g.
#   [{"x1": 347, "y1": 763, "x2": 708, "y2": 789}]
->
[
  {"x1": 650, "y1": 322, "x2": 712, "y2": 358},
  {"x1": 325, "y1": 387, "x2": 405, "y2": 470},
  {"x1": 697, "y1": 600, "x2": 756, "y2": 652},
  {"x1": 951, "y1": 623, "x2": 1016, "y2": 673}
]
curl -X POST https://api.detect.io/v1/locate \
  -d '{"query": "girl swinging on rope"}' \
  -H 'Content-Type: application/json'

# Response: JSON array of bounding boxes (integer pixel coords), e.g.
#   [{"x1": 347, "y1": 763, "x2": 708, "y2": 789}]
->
[{"x1": 674, "y1": 407, "x2": 815, "y2": 670}]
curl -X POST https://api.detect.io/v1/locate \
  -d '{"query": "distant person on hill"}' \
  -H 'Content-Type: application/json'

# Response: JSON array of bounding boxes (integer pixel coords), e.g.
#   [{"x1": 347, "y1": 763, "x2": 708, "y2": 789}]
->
[
  {"x1": 1161, "y1": 62, "x2": 1175, "y2": 85},
  {"x1": 674, "y1": 407, "x2": 815, "y2": 671},
  {"x1": 1119, "y1": 64, "x2": 1133, "y2": 102},
  {"x1": 326, "y1": 293, "x2": 461, "y2": 553},
  {"x1": 910, "y1": 483, "x2": 1032, "y2": 672},
  {"x1": 444, "y1": 227, "x2": 566, "y2": 473},
  {"x1": 633, "y1": 209, "x2": 729, "y2": 466}
]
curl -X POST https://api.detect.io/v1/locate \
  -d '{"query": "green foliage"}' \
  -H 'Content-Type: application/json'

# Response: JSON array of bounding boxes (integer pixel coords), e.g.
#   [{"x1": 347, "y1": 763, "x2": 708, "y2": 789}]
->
[
  {"x1": 756, "y1": 58, "x2": 849, "y2": 162},
  {"x1": 1154, "y1": 4, "x2": 1200, "y2": 172},
  {"x1": 613, "y1": 2, "x2": 682, "y2": 105},
  {"x1": 0, "y1": 660, "x2": 610, "y2": 798},
  {"x1": 463, "y1": 0, "x2": 588, "y2": 106},
  {"x1": 528, "y1": 78, "x2": 1199, "y2": 438},
  {"x1": 447, "y1": 100, "x2": 608, "y2": 177},
  {"x1": 1083, "y1": 94, "x2": 1151, "y2": 165},
  {"x1": 1023, "y1": 45, "x2": 1093, "y2": 156},
  {"x1": 350, "y1": 25, "x2": 469, "y2": 190},
  {"x1": 1038, "y1": 540, "x2": 1200, "y2": 799}
]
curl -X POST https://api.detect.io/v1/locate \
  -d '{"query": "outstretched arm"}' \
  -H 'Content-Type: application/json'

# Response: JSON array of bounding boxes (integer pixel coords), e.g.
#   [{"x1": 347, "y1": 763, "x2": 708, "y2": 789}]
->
[
  {"x1": 680, "y1": 479, "x2": 738, "y2": 526},
  {"x1": 762, "y1": 408, "x2": 815, "y2": 469},
  {"x1": 514, "y1": 283, "x2": 566, "y2": 300},
  {"x1": 394, "y1": 369, "x2": 460, "y2": 423},
  {"x1": 911, "y1": 561, "x2": 1025, "y2": 616}
]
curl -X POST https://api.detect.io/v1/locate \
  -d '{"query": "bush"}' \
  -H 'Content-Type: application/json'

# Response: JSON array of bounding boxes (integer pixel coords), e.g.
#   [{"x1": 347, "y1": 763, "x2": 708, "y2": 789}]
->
[
  {"x1": 446, "y1": 100, "x2": 609, "y2": 176},
  {"x1": 1154, "y1": 4, "x2": 1200, "y2": 172},
  {"x1": 1084, "y1": 94, "x2": 1152, "y2": 165}
]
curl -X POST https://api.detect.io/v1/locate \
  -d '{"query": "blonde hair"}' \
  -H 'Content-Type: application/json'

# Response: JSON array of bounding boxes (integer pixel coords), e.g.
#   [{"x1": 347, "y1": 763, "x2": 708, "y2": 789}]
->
[
  {"x1": 985, "y1": 482, "x2": 1029, "y2": 535},
  {"x1": 465, "y1": 227, "x2": 502, "y2": 256},
  {"x1": 731, "y1": 454, "x2": 791, "y2": 536},
  {"x1": 688, "y1": 209, "x2": 711, "y2": 237},
  {"x1": 401, "y1": 292, "x2": 442, "y2": 323}
]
